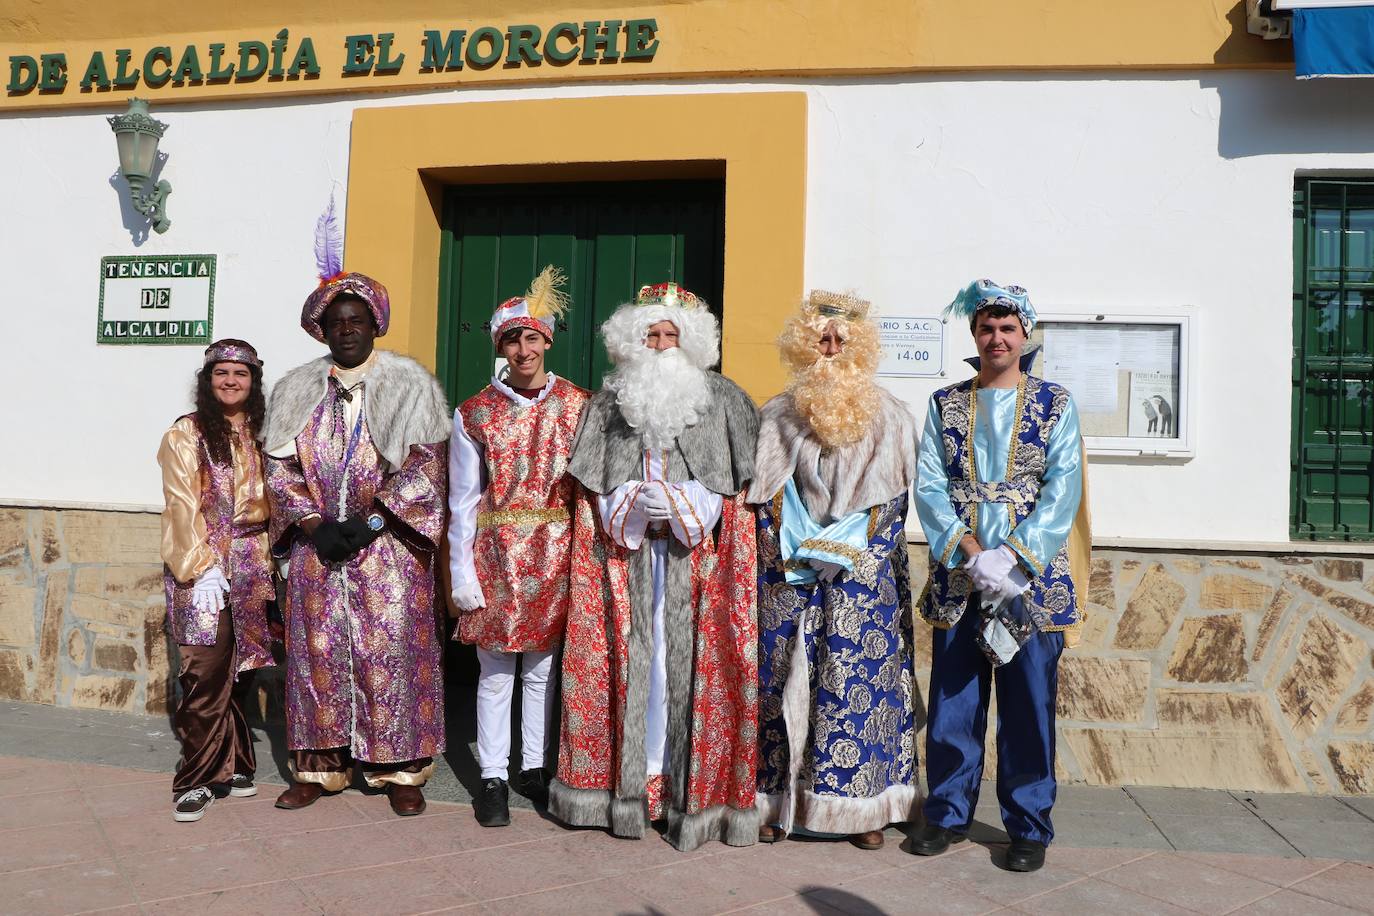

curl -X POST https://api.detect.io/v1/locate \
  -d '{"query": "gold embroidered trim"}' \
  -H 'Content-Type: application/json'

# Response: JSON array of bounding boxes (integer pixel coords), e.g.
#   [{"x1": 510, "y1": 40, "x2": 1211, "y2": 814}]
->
[
  {"x1": 966, "y1": 381, "x2": 979, "y2": 537},
  {"x1": 1005, "y1": 374, "x2": 1028, "y2": 481},
  {"x1": 797, "y1": 538, "x2": 864, "y2": 565},
  {"x1": 1040, "y1": 617, "x2": 1082, "y2": 634},
  {"x1": 938, "y1": 526, "x2": 969, "y2": 569},
  {"x1": 477, "y1": 507, "x2": 569, "y2": 529},
  {"x1": 1004, "y1": 532, "x2": 1043, "y2": 577}
]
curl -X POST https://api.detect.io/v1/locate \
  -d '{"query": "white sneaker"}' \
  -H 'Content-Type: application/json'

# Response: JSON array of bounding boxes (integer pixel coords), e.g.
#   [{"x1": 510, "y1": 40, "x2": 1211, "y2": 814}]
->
[
  {"x1": 173, "y1": 786, "x2": 215, "y2": 822},
  {"x1": 227, "y1": 774, "x2": 257, "y2": 798}
]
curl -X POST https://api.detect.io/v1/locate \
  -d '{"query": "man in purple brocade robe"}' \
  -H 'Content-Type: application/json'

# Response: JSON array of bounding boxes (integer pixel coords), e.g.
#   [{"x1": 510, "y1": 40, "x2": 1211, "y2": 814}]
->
[{"x1": 263, "y1": 271, "x2": 450, "y2": 817}]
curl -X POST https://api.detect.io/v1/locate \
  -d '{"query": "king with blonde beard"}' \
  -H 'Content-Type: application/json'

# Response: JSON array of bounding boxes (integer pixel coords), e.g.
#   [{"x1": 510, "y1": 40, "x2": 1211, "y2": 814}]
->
[{"x1": 747, "y1": 290, "x2": 920, "y2": 852}]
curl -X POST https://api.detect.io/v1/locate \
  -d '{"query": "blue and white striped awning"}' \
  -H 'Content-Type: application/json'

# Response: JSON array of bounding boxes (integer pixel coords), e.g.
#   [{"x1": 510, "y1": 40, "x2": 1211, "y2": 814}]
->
[{"x1": 1278, "y1": 1, "x2": 1374, "y2": 77}]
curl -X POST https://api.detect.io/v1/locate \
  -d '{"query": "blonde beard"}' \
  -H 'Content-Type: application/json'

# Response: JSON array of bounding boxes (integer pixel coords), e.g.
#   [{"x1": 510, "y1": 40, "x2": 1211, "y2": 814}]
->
[
  {"x1": 603, "y1": 347, "x2": 713, "y2": 451},
  {"x1": 789, "y1": 356, "x2": 882, "y2": 449}
]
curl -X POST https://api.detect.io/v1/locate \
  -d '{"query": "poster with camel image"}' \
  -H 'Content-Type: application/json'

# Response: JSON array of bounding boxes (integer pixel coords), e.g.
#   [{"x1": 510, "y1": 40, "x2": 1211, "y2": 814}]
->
[{"x1": 1128, "y1": 370, "x2": 1179, "y2": 438}]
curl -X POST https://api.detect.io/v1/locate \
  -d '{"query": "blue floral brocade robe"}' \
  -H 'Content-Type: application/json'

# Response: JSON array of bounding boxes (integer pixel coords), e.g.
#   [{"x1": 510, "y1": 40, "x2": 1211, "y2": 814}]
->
[
  {"x1": 915, "y1": 375, "x2": 1083, "y2": 631},
  {"x1": 756, "y1": 490, "x2": 918, "y2": 835}
]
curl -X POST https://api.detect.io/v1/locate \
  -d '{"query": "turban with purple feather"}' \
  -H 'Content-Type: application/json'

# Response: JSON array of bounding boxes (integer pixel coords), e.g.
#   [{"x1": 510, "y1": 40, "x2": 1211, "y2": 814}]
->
[{"x1": 300, "y1": 194, "x2": 390, "y2": 342}]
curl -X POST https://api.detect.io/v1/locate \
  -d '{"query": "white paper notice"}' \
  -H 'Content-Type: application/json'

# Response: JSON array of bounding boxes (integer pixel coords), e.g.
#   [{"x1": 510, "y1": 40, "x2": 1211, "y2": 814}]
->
[{"x1": 1041, "y1": 325, "x2": 1119, "y2": 414}]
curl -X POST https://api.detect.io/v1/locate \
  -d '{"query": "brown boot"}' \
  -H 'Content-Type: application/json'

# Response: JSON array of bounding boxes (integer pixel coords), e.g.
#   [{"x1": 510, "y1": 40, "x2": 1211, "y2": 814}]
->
[
  {"x1": 388, "y1": 784, "x2": 426, "y2": 817},
  {"x1": 275, "y1": 781, "x2": 325, "y2": 810},
  {"x1": 851, "y1": 830, "x2": 885, "y2": 850}
]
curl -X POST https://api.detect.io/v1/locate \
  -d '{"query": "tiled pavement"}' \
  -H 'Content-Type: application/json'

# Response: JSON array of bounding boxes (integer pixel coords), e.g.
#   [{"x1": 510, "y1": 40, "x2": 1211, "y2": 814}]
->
[{"x1": 2, "y1": 702, "x2": 1374, "y2": 914}]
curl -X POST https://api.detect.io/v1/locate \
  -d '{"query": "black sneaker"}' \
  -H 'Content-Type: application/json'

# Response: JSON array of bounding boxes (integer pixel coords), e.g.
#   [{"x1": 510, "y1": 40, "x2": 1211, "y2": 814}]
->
[
  {"x1": 474, "y1": 777, "x2": 511, "y2": 827},
  {"x1": 227, "y1": 774, "x2": 257, "y2": 798},
  {"x1": 173, "y1": 786, "x2": 215, "y2": 823},
  {"x1": 515, "y1": 767, "x2": 551, "y2": 806}
]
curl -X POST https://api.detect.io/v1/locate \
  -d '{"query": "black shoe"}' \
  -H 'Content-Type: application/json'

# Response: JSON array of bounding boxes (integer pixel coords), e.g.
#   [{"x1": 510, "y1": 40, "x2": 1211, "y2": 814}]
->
[
  {"x1": 909, "y1": 822, "x2": 961, "y2": 856},
  {"x1": 515, "y1": 767, "x2": 551, "y2": 806},
  {"x1": 226, "y1": 774, "x2": 257, "y2": 798},
  {"x1": 1005, "y1": 837, "x2": 1047, "y2": 872},
  {"x1": 474, "y1": 777, "x2": 511, "y2": 827},
  {"x1": 173, "y1": 786, "x2": 215, "y2": 823}
]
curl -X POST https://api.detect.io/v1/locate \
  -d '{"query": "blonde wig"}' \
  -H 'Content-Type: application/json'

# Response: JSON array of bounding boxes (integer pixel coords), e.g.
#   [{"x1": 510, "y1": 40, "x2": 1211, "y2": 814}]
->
[{"x1": 779, "y1": 291, "x2": 883, "y2": 449}]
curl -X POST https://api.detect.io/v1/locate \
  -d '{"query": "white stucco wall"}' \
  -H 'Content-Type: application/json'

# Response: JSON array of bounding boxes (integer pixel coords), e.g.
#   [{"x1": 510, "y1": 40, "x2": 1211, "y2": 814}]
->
[{"x1": 3, "y1": 72, "x2": 1372, "y2": 544}]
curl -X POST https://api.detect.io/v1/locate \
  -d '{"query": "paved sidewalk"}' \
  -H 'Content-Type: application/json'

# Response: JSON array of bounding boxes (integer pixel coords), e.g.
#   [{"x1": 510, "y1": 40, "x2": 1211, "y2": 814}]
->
[{"x1": 2, "y1": 701, "x2": 1374, "y2": 914}]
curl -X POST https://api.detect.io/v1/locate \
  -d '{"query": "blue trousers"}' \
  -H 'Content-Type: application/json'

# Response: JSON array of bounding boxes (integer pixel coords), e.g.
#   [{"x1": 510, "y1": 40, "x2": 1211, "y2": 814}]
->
[{"x1": 923, "y1": 609, "x2": 1065, "y2": 844}]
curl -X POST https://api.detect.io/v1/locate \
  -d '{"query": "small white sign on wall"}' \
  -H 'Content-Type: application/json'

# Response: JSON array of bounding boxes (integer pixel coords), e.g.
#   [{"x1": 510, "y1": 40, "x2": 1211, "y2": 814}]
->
[
  {"x1": 97, "y1": 254, "x2": 216, "y2": 345},
  {"x1": 877, "y1": 316, "x2": 944, "y2": 377}
]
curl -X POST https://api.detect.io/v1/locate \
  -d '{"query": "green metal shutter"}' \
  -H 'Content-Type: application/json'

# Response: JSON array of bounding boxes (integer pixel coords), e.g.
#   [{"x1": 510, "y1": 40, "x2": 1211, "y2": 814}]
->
[
  {"x1": 1291, "y1": 179, "x2": 1374, "y2": 540},
  {"x1": 435, "y1": 180, "x2": 725, "y2": 405}
]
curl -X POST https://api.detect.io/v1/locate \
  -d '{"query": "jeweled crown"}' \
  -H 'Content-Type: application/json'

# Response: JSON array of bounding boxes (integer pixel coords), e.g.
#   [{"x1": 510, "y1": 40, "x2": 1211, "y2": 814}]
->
[
  {"x1": 634, "y1": 281, "x2": 702, "y2": 310},
  {"x1": 807, "y1": 289, "x2": 870, "y2": 322}
]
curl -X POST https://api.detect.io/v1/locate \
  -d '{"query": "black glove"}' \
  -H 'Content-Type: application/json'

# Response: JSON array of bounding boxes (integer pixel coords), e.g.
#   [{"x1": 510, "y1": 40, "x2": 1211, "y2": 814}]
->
[
  {"x1": 339, "y1": 513, "x2": 385, "y2": 554},
  {"x1": 310, "y1": 520, "x2": 354, "y2": 564}
]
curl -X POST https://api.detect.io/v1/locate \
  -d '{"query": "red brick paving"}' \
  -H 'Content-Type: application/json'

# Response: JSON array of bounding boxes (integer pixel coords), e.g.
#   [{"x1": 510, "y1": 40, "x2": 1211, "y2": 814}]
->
[{"x1": 0, "y1": 755, "x2": 1371, "y2": 915}]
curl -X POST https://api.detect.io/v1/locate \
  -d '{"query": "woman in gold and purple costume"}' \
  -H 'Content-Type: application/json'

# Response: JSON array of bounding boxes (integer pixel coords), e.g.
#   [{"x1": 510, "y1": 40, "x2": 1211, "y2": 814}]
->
[{"x1": 158, "y1": 339, "x2": 276, "y2": 823}]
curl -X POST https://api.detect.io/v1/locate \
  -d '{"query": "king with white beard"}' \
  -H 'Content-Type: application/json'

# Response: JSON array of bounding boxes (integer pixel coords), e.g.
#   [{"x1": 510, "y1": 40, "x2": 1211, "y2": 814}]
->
[{"x1": 550, "y1": 282, "x2": 762, "y2": 852}]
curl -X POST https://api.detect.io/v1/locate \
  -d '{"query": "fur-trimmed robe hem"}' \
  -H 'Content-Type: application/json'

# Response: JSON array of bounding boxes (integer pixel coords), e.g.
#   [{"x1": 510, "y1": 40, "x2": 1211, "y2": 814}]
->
[
  {"x1": 549, "y1": 778, "x2": 757, "y2": 850},
  {"x1": 757, "y1": 783, "x2": 921, "y2": 838}
]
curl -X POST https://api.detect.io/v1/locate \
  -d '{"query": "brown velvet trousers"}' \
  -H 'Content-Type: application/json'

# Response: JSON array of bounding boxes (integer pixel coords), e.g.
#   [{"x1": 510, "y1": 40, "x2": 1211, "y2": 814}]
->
[{"x1": 173, "y1": 606, "x2": 255, "y2": 796}]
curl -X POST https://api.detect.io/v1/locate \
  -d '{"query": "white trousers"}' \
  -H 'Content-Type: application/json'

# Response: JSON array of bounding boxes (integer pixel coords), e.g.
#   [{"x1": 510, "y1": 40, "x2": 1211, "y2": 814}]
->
[
  {"x1": 646, "y1": 539, "x2": 669, "y2": 777},
  {"x1": 475, "y1": 647, "x2": 557, "y2": 780}
]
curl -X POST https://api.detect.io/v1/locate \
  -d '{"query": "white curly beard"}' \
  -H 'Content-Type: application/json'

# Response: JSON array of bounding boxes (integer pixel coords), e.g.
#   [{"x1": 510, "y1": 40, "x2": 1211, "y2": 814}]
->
[{"x1": 603, "y1": 347, "x2": 713, "y2": 451}]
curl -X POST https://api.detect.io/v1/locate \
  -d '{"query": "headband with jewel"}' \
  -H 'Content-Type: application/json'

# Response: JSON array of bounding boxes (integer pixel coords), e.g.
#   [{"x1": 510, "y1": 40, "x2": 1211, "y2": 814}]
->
[
  {"x1": 203, "y1": 340, "x2": 262, "y2": 369},
  {"x1": 634, "y1": 281, "x2": 703, "y2": 310}
]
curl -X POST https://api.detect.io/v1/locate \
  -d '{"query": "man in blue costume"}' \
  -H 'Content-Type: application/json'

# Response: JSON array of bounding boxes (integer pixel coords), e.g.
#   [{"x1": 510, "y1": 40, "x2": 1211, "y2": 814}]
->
[{"x1": 912, "y1": 279, "x2": 1088, "y2": 873}]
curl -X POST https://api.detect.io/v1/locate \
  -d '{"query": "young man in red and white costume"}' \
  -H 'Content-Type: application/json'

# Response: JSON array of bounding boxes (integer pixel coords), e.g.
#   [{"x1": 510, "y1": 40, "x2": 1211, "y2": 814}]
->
[
  {"x1": 448, "y1": 267, "x2": 592, "y2": 827},
  {"x1": 551, "y1": 282, "x2": 761, "y2": 852}
]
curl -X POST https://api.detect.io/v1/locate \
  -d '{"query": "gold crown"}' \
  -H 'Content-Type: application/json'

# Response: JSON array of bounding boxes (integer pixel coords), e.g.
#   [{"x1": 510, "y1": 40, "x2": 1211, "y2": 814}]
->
[
  {"x1": 635, "y1": 281, "x2": 702, "y2": 310},
  {"x1": 807, "y1": 289, "x2": 870, "y2": 322}
]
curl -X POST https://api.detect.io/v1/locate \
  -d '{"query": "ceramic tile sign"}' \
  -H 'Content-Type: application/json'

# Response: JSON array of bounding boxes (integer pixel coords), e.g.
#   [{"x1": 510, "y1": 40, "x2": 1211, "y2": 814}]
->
[
  {"x1": 877, "y1": 316, "x2": 944, "y2": 377},
  {"x1": 97, "y1": 254, "x2": 215, "y2": 344}
]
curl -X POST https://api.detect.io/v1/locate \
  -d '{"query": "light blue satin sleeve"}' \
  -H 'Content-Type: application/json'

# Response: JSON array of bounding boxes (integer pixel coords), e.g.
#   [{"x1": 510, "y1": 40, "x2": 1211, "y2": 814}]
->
[
  {"x1": 1004, "y1": 394, "x2": 1083, "y2": 576},
  {"x1": 915, "y1": 395, "x2": 972, "y2": 569},
  {"x1": 780, "y1": 479, "x2": 870, "y2": 585}
]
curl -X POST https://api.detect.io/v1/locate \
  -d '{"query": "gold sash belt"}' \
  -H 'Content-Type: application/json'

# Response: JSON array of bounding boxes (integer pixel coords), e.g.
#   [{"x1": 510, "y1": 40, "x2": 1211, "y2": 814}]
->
[{"x1": 477, "y1": 507, "x2": 569, "y2": 529}]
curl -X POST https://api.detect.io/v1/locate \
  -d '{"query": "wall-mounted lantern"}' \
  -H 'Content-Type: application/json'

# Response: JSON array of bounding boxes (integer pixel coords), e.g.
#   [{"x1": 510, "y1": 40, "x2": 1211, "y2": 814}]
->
[{"x1": 108, "y1": 98, "x2": 172, "y2": 234}]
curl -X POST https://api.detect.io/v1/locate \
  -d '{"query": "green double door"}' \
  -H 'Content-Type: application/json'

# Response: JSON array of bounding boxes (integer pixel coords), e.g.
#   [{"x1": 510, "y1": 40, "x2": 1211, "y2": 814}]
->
[{"x1": 435, "y1": 180, "x2": 725, "y2": 406}]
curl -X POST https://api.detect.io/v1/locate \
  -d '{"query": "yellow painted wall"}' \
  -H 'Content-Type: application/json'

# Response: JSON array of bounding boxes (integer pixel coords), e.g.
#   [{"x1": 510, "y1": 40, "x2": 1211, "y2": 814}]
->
[
  {"x1": 2, "y1": 1, "x2": 1287, "y2": 112},
  {"x1": 346, "y1": 92, "x2": 806, "y2": 401}
]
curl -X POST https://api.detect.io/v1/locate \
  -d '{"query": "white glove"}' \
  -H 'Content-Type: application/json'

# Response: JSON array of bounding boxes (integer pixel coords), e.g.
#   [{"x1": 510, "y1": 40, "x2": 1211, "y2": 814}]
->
[
  {"x1": 989, "y1": 564, "x2": 1031, "y2": 604},
  {"x1": 810, "y1": 558, "x2": 845, "y2": 583},
  {"x1": 192, "y1": 566, "x2": 229, "y2": 614},
  {"x1": 636, "y1": 483, "x2": 674, "y2": 522},
  {"x1": 451, "y1": 580, "x2": 486, "y2": 611},
  {"x1": 964, "y1": 545, "x2": 1017, "y2": 594}
]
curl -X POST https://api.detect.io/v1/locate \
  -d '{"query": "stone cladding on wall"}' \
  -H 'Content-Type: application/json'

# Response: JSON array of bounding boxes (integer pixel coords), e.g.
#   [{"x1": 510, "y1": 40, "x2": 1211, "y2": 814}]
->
[
  {"x1": 2, "y1": 505, "x2": 1371, "y2": 794},
  {"x1": 909, "y1": 547, "x2": 1373, "y2": 795}
]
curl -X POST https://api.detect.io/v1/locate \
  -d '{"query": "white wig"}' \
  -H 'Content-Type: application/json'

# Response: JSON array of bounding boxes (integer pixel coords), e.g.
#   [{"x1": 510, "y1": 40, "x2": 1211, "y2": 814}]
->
[{"x1": 600, "y1": 302, "x2": 721, "y2": 371}]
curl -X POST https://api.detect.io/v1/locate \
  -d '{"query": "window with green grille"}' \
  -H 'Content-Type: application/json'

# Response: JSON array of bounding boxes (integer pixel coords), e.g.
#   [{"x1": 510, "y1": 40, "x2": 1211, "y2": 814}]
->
[{"x1": 1291, "y1": 179, "x2": 1374, "y2": 540}]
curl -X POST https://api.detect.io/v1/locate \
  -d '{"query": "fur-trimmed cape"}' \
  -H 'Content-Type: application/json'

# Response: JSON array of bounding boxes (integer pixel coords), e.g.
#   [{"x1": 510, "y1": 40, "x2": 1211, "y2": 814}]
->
[
  {"x1": 263, "y1": 350, "x2": 451, "y2": 472},
  {"x1": 748, "y1": 388, "x2": 917, "y2": 523},
  {"x1": 567, "y1": 372, "x2": 759, "y2": 496}
]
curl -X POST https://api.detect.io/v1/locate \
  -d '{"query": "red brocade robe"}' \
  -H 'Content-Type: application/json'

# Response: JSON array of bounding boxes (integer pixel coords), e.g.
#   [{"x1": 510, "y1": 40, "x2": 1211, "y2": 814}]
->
[
  {"x1": 265, "y1": 357, "x2": 449, "y2": 765},
  {"x1": 551, "y1": 375, "x2": 761, "y2": 851},
  {"x1": 450, "y1": 375, "x2": 591, "y2": 652}
]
